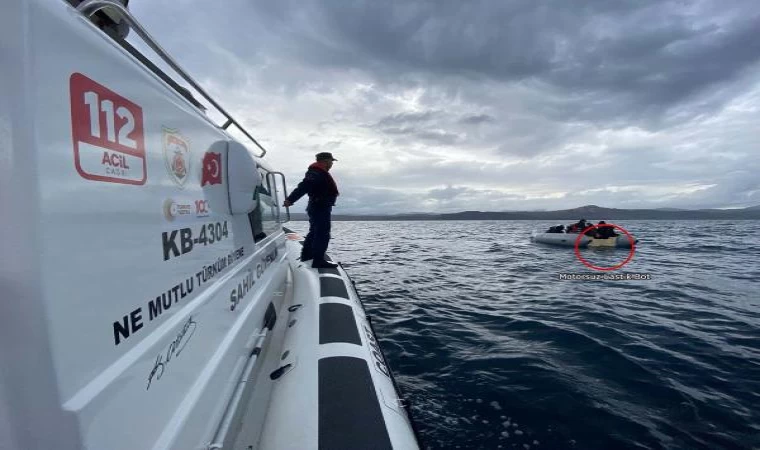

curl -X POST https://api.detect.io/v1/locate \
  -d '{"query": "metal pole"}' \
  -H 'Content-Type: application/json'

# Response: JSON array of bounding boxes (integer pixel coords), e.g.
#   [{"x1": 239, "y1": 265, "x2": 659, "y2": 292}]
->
[{"x1": 77, "y1": 0, "x2": 267, "y2": 157}]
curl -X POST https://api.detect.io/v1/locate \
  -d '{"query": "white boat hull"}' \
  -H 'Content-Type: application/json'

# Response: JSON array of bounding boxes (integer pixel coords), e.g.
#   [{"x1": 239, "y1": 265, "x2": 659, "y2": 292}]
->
[{"x1": 253, "y1": 237, "x2": 420, "y2": 449}]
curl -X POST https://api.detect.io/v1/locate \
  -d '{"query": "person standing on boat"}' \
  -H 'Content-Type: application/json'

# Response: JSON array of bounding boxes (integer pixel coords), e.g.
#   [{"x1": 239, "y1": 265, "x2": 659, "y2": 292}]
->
[{"x1": 283, "y1": 152, "x2": 340, "y2": 269}]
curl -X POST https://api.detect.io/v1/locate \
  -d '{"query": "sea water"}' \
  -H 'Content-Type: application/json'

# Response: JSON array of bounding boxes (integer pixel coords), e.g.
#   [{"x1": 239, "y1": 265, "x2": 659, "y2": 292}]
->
[{"x1": 290, "y1": 220, "x2": 760, "y2": 450}]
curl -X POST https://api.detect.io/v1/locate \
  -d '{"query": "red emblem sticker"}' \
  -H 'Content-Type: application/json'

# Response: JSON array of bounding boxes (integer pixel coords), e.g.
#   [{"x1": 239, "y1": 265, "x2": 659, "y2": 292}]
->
[
  {"x1": 201, "y1": 152, "x2": 222, "y2": 186},
  {"x1": 70, "y1": 73, "x2": 147, "y2": 185}
]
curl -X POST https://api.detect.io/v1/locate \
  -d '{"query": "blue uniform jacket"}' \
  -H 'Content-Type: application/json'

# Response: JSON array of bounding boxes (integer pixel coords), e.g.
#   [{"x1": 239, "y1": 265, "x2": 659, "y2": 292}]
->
[{"x1": 286, "y1": 166, "x2": 339, "y2": 208}]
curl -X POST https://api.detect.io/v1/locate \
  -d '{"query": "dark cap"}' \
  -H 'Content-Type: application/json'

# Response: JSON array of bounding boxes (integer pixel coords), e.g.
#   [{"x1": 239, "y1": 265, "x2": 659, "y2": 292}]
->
[{"x1": 315, "y1": 152, "x2": 338, "y2": 161}]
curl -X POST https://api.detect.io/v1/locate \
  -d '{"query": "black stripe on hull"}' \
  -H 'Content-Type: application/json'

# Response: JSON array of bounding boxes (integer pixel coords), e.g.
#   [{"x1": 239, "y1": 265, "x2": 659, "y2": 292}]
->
[
  {"x1": 319, "y1": 356, "x2": 393, "y2": 450},
  {"x1": 320, "y1": 276, "x2": 349, "y2": 299},
  {"x1": 319, "y1": 303, "x2": 361, "y2": 345}
]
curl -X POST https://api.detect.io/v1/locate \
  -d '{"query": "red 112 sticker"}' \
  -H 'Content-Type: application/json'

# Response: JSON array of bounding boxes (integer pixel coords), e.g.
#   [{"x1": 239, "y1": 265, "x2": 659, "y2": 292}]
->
[{"x1": 70, "y1": 73, "x2": 147, "y2": 185}]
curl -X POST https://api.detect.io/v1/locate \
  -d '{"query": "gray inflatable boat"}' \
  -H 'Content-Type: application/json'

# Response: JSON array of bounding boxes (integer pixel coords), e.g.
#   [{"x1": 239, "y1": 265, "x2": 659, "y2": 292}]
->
[{"x1": 531, "y1": 231, "x2": 636, "y2": 248}]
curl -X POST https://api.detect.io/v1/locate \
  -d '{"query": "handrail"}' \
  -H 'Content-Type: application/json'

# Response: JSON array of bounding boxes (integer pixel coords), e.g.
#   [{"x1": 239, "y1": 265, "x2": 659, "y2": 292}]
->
[
  {"x1": 77, "y1": 0, "x2": 267, "y2": 157},
  {"x1": 269, "y1": 172, "x2": 291, "y2": 223}
]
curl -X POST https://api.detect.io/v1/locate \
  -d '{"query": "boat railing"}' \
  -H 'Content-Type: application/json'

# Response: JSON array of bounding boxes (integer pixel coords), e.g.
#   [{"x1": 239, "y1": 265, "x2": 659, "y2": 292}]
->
[
  {"x1": 76, "y1": 0, "x2": 268, "y2": 158},
  {"x1": 268, "y1": 172, "x2": 291, "y2": 222}
]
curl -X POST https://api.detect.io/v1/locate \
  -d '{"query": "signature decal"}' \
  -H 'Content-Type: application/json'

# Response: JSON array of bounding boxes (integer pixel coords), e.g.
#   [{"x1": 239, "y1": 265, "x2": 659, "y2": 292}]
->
[{"x1": 146, "y1": 315, "x2": 197, "y2": 390}]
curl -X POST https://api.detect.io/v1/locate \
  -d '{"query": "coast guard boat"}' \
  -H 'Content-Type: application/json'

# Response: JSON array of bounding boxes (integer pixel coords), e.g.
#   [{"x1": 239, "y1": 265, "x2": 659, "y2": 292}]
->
[{"x1": 0, "y1": 1, "x2": 420, "y2": 448}]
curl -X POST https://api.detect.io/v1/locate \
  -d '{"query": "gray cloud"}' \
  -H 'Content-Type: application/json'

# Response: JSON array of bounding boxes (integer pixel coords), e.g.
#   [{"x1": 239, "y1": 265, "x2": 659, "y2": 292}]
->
[
  {"x1": 427, "y1": 185, "x2": 470, "y2": 201},
  {"x1": 459, "y1": 114, "x2": 496, "y2": 125},
  {"x1": 213, "y1": 0, "x2": 760, "y2": 119},
  {"x1": 130, "y1": 0, "x2": 760, "y2": 213},
  {"x1": 369, "y1": 110, "x2": 465, "y2": 146},
  {"x1": 375, "y1": 110, "x2": 441, "y2": 128}
]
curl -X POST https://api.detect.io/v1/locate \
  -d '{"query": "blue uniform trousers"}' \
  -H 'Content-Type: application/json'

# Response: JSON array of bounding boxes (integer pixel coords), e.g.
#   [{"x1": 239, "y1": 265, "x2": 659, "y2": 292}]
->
[{"x1": 303, "y1": 204, "x2": 332, "y2": 262}]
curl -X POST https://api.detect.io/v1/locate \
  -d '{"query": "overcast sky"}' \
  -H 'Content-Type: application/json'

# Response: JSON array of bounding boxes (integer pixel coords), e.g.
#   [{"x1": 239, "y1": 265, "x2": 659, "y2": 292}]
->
[{"x1": 131, "y1": 0, "x2": 760, "y2": 214}]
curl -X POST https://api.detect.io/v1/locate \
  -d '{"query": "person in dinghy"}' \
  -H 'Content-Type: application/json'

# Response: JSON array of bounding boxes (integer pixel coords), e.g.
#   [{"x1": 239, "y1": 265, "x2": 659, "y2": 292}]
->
[{"x1": 283, "y1": 152, "x2": 340, "y2": 269}]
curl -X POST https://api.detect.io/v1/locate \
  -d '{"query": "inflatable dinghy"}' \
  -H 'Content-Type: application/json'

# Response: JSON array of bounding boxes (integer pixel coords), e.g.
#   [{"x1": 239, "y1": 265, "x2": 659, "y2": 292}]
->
[{"x1": 531, "y1": 231, "x2": 636, "y2": 248}]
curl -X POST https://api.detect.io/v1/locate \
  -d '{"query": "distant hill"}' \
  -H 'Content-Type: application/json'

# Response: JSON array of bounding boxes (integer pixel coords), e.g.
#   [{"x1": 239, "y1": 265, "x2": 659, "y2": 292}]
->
[{"x1": 289, "y1": 205, "x2": 760, "y2": 221}]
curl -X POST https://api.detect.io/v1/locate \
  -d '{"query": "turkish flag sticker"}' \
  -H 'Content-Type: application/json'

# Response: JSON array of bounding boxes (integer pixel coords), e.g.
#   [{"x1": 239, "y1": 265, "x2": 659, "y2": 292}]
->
[{"x1": 201, "y1": 151, "x2": 222, "y2": 186}]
